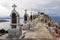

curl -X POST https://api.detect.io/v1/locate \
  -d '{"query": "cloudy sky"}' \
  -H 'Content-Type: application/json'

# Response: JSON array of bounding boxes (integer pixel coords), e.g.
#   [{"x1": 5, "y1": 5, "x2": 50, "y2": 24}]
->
[{"x1": 0, "y1": 0, "x2": 60, "y2": 17}]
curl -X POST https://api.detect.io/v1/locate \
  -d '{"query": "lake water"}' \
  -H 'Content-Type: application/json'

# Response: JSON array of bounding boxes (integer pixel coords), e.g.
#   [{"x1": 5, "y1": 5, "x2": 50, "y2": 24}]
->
[
  {"x1": 0, "y1": 19, "x2": 24, "y2": 31},
  {"x1": 0, "y1": 16, "x2": 60, "y2": 30},
  {"x1": 51, "y1": 16, "x2": 60, "y2": 27}
]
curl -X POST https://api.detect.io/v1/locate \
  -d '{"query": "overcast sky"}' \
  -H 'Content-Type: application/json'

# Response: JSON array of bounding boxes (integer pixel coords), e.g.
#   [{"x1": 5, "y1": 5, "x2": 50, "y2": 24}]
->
[{"x1": 0, "y1": 0, "x2": 60, "y2": 17}]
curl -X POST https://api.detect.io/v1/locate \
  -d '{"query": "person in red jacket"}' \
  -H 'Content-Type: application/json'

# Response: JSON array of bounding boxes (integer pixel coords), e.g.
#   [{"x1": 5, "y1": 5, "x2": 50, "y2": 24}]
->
[
  {"x1": 48, "y1": 26, "x2": 60, "y2": 37},
  {"x1": 53, "y1": 32, "x2": 60, "y2": 37}
]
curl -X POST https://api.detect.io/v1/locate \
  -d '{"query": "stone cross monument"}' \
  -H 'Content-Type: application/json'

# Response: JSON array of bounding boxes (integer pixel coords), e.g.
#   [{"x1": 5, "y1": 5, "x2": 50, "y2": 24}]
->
[
  {"x1": 24, "y1": 9, "x2": 29, "y2": 23},
  {"x1": 23, "y1": 9, "x2": 30, "y2": 30},
  {"x1": 8, "y1": 4, "x2": 22, "y2": 38}
]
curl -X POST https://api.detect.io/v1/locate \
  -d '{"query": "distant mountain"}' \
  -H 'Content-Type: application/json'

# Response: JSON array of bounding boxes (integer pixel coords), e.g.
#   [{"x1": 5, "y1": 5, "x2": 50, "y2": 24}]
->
[{"x1": 0, "y1": 16, "x2": 10, "y2": 19}]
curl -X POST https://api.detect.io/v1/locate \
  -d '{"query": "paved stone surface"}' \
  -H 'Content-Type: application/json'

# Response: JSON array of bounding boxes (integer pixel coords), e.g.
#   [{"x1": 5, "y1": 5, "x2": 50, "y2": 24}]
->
[
  {"x1": 0, "y1": 34, "x2": 8, "y2": 39},
  {"x1": 57, "y1": 38, "x2": 60, "y2": 40},
  {"x1": 24, "y1": 23, "x2": 55, "y2": 40}
]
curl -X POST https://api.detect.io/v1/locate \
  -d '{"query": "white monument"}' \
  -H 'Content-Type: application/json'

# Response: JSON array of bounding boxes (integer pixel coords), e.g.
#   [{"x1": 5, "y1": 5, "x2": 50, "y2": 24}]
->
[
  {"x1": 8, "y1": 4, "x2": 22, "y2": 38},
  {"x1": 23, "y1": 9, "x2": 30, "y2": 30},
  {"x1": 24, "y1": 9, "x2": 29, "y2": 23}
]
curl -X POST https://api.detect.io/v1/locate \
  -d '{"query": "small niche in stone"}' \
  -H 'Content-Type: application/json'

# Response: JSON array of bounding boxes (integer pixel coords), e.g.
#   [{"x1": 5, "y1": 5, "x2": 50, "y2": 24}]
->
[{"x1": 12, "y1": 12, "x2": 17, "y2": 23}]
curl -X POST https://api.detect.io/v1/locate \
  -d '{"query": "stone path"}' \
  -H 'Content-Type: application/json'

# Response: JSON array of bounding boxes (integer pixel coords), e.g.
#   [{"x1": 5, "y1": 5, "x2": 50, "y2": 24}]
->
[
  {"x1": 23, "y1": 23, "x2": 55, "y2": 40},
  {"x1": 0, "y1": 34, "x2": 8, "y2": 39}
]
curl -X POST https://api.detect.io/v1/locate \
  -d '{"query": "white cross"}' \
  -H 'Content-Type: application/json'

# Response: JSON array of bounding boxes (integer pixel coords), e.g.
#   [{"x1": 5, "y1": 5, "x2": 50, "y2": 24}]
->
[{"x1": 12, "y1": 4, "x2": 17, "y2": 10}]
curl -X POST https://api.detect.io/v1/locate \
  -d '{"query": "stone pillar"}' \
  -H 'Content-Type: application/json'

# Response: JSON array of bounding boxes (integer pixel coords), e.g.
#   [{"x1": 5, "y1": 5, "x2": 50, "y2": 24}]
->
[
  {"x1": 30, "y1": 12, "x2": 33, "y2": 22},
  {"x1": 8, "y1": 4, "x2": 22, "y2": 38},
  {"x1": 38, "y1": 12, "x2": 40, "y2": 22},
  {"x1": 24, "y1": 9, "x2": 28, "y2": 23}
]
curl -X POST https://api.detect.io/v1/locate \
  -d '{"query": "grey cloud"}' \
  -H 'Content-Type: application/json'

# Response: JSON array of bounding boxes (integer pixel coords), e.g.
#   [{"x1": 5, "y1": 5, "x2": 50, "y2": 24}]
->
[{"x1": 0, "y1": 0, "x2": 60, "y2": 16}]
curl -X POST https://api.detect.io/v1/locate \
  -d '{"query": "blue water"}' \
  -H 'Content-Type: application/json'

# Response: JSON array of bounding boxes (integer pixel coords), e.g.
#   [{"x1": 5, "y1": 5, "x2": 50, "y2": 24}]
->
[
  {"x1": 51, "y1": 16, "x2": 60, "y2": 27},
  {"x1": 0, "y1": 18, "x2": 24, "y2": 30}
]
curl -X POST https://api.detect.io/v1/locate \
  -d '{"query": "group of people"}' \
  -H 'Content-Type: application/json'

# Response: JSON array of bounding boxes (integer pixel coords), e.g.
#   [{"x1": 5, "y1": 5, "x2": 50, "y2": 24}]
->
[{"x1": 48, "y1": 23, "x2": 60, "y2": 38}]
